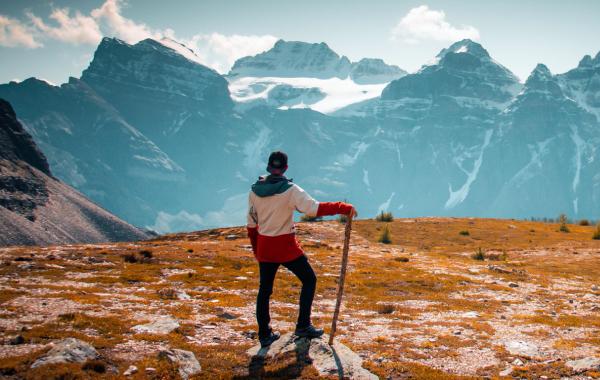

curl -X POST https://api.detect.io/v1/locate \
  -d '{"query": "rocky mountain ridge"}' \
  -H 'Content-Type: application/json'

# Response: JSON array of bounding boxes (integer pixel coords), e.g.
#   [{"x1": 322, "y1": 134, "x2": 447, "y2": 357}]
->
[{"x1": 0, "y1": 98, "x2": 148, "y2": 246}]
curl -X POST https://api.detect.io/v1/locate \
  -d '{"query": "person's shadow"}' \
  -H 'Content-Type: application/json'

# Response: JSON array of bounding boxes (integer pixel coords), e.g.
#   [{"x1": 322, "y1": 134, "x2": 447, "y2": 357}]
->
[{"x1": 236, "y1": 336, "x2": 345, "y2": 379}]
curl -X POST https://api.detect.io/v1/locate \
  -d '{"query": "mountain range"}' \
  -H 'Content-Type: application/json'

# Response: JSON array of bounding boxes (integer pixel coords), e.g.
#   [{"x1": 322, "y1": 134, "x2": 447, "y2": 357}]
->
[
  {"x1": 0, "y1": 37, "x2": 598, "y2": 233},
  {"x1": 0, "y1": 98, "x2": 148, "y2": 246}
]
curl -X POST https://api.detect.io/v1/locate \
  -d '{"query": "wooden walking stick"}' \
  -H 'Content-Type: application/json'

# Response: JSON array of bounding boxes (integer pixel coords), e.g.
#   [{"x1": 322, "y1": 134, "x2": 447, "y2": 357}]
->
[{"x1": 328, "y1": 210, "x2": 354, "y2": 346}]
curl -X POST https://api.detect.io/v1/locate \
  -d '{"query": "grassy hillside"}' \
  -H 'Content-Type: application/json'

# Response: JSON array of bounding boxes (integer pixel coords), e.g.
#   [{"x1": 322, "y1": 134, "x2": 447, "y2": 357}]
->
[{"x1": 0, "y1": 218, "x2": 599, "y2": 379}]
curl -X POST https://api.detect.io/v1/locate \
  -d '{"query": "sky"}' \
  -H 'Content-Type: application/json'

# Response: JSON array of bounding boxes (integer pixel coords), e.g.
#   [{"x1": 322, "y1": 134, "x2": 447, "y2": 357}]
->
[{"x1": 1, "y1": 0, "x2": 599, "y2": 84}]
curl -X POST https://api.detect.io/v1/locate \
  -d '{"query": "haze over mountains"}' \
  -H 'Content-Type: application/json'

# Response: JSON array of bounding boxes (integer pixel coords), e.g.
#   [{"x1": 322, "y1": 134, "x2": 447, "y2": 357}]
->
[
  {"x1": 0, "y1": 99, "x2": 148, "y2": 246},
  {"x1": 0, "y1": 37, "x2": 599, "y2": 232}
]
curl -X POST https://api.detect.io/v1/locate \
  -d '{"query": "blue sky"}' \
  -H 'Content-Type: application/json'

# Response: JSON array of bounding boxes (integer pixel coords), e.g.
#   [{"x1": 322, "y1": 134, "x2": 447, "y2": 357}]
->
[{"x1": 1, "y1": 0, "x2": 599, "y2": 84}]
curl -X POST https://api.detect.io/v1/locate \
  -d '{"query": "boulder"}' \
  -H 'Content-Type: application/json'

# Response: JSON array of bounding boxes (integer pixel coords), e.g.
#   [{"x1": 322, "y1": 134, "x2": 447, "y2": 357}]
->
[
  {"x1": 132, "y1": 316, "x2": 179, "y2": 334},
  {"x1": 504, "y1": 340, "x2": 539, "y2": 358},
  {"x1": 566, "y1": 357, "x2": 600, "y2": 372},
  {"x1": 247, "y1": 333, "x2": 377, "y2": 379},
  {"x1": 158, "y1": 349, "x2": 201, "y2": 379},
  {"x1": 31, "y1": 338, "x2": 98, "y2": 368}
]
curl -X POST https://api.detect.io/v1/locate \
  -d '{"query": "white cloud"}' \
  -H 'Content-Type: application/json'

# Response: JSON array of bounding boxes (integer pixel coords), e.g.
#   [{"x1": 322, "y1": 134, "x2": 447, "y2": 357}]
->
[
  {"x1": 91, "y1": 0, "x2": 161, "y2": 43},
  {"x1": 391, "y1": 5, "x2": 480, "y2": 44},
  {"x1": 0, "y1": 14, "x2": 41, "y2": 48},
  {"x1": 186, "y1": 33, "x2": 277, "y2": 73},
  {"x1": 28, "y1": 8, "x2": 102, "y2": 45},
  {"x1": 1, "y1": 0, "x2": 276, "y2": 73}
]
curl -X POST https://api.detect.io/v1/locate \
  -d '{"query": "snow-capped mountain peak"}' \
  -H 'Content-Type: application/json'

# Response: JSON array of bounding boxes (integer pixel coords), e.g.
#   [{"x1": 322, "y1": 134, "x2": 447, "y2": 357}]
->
[
  {"x1": 229, "y1": 39, "x2": 352, "y2": 79},
  {"x1": 437, "y1": 39, "x2": 491, "y2": 60}
]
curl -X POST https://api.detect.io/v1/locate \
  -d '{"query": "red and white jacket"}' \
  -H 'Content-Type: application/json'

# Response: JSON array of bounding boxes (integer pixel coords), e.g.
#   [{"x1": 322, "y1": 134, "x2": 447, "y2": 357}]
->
[{"x1": 247, "y1": 176, "x2": 353, "y2": 263}]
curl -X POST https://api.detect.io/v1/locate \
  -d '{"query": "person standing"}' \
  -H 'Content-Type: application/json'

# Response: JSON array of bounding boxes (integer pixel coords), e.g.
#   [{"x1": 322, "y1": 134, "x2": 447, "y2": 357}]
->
[{"x1": 247, "y1": 151, "x2": 356, "y2": 347}]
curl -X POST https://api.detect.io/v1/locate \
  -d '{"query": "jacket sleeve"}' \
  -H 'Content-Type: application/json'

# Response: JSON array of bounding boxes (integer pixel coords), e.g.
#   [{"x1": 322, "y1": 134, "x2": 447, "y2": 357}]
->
[
  {"x1": 290, "y1": 185, "x2": 320, "y2": 216},
  {"x1": 246, "y1": 193, "x2": 258, "y2": 254},
  {"x1": 316, "y1": 202, "x2": 354, "y2": 217}
]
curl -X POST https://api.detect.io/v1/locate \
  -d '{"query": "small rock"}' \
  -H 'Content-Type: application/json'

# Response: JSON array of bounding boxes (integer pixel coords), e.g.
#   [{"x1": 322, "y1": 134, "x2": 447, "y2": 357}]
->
[
  {"x1": 453, "y1": 330, "x2": 462, "y2": 335},
  {"x1": 158, "y1": 349, "x2": 201, "y2": 380},
  {"x1": 508, "y1": 282, "x2": 519, "y2": 288},
  {"x1": 592, "y1": 284, "x2": 599, "y2": 291},
  {"x1": 217, "y1": 312, "x2": 237, "y2": 320},
  {"x1": 145, "y1": 367, "x2": 156, "y2": 373},
  {"x1": 463, "y1": 311, "x2": 479, "y2": 318},
  {"x1": 123, "y1": 365, "x2": 138, "y2": 376},
  {"x1": 566, "y1": 357, "x2": 600, "y2": 372},
  {"x1": 132, "y1": 316, "x2": 179, "y2": 334},
  {"x1": 242, "y1": 330, "x2": 257, "y2": 339},
  {"x1": 513, "y1": 358, "x2": 524, "y2": 366},
  {"x1": 225, "y1": 234, "x2": 238, "y2": 240},
  {"x1": 31, "y1": 338, "x2": 99, "y2": 368}
]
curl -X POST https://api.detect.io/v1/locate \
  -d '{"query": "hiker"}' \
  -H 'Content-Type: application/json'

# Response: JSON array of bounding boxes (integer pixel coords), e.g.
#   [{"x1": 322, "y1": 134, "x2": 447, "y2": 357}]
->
[{"x1": 247, "y1": 151, "x2": 356, "y2": 347}]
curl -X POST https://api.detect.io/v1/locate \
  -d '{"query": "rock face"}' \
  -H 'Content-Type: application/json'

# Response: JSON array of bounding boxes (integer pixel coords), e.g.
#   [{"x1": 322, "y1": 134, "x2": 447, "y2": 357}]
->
[
  {"x1": 350, "y1": 58, "x2": 407, "y2": 84},
  {"x1": 31, "y1": 338, "x2": 98, "y2": 368},
  {"x1": 247, "y1": 333, "x2": 378, "y2": 379},
  {"x1": 0, "y1": 98, "x2": 148, "y2": 246},
  {"x1": 158, "y1": 348, "x2": 201, "y2": 379}
]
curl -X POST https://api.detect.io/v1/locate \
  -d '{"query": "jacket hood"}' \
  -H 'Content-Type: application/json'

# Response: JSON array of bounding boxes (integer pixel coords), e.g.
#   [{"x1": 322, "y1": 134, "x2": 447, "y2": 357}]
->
[{"x1": 251, "y1": 175, "x2": 293, "y2": 197}]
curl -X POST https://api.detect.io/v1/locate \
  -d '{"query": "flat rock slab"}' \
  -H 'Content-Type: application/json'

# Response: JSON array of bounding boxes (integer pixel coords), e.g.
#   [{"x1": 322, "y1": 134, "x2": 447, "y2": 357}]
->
[
  {"x1": 132, "y1": 316, "x2": 179, "y2": 334},
  {"x1": 566, "y1": 357, "x2": 600, "y2": 372},
  {"x1": 247, "y1": 333, "x2": 377, "y2": 379},
  {"x1": 158, "y1": 349, "x2": 201, "y2": 379},
  {"x1": 31, "y1": 338, "x2": 98, "y2": 368},
  {"x1": 503, "y1": 340, "x2": 539, "y2": 358}
]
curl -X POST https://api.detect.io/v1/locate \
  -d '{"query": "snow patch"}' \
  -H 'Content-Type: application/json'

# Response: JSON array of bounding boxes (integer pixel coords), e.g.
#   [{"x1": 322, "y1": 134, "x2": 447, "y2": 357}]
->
[
  {"x1": 445, "y1": 129, "x2": 493, "y2": 209},
  {"x1": 228, "y1": 76, "x2": 387, "y2": 114}
]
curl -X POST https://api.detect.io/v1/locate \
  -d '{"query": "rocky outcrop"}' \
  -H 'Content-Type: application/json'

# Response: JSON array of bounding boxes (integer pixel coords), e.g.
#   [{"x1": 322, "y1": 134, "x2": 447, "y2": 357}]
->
[
  {"x1": 247, "y1": 333, "x2": 377, "y2": 379},
  {"x1": 31, "y1": 338, "x2": 98, "y2": 368}
]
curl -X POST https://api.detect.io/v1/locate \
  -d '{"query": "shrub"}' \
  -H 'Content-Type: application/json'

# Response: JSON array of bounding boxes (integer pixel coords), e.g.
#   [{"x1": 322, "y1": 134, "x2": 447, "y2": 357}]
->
[
  {"x1": 140, "y1": 250, "x2": 153, "y2": 258},
  {"x1": 593, "y1": 224, "x2": 600, "y2": 240},
  {"x1": 579, "y1": 219, "x2": 590, "y2": 226},
  {"x1": 82, "y1": 360, "x2": 106, "y2": 373},
  {"x1": 378, "y1": 226, "x2": 392, "y2": 244},
  {"x1": 375, "y1": 211, "x2": 394, "y2": 222},
  {"x1": 300, "y1": 215, "x2": 322, "y2": 222},
  {"x1": 123, "y1": 253, "x2": 137, "y2": 263},
  {"x1": 377, "y1": 303, "x2": 395, "y2": 314},
  {"x1": 459, "y1": 230, "x2": 470, "y2": 236},
  {"x1": 558, "y1": 214, "x2": 570, "y2": 233},
  {"x1": 471, "y1": 247, "x2": 485, "y2": 261},
  {"x1": 394, "y1": 257, "x2": 409, "y2": 263}
]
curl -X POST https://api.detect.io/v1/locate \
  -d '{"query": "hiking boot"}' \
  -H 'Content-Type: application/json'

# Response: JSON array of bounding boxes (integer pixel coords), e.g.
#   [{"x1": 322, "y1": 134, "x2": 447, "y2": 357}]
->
[
  {"x1": 294, "y1": 324, "x2": 324, "y2": 338},
  {"x1": 259, "y1": 330, "x2": 280, "y2": 348}
]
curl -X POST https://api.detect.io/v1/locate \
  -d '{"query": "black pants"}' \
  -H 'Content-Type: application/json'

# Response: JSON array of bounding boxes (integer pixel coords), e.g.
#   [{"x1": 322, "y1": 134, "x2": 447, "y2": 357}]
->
[{"x1": 257, "y1": 254, "x2": 317, "y2": 338}]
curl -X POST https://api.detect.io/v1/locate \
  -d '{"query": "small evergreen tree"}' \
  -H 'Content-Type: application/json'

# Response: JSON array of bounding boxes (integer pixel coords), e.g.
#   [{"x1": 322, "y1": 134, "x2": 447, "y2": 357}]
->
[
  {"x1": 376, "y1": 211, "x2": 394, "y2": 222},
  {"x1": 558, "y1": 214, "x2": 570, "y2": 233},
  {"x1": 378, "y1": 226, "x2": 392, "y2": 244}
]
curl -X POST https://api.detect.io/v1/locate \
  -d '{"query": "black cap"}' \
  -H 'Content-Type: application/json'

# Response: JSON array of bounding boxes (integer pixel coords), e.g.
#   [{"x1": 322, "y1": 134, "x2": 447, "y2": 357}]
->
[{"x1": 267, "y1": 151, "x2": 288, "y2": 174}]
